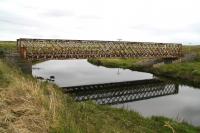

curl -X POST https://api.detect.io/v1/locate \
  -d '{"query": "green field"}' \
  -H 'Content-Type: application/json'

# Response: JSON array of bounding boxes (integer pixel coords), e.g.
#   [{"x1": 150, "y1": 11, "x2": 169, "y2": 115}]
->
[
  {"x1": 0, "y1": 41, "x2": 16, "y2": 57},
  {"x1": 0, "y1": 41, "x2": 16, "y2": 50},
  {"x1": 183, "y1": 45, "x2": 200, "y2": 57}
]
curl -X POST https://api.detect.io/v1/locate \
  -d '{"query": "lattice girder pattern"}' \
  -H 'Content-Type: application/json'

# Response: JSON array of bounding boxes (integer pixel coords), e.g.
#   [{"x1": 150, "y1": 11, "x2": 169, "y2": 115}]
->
[
  {"x1": 64, "y1": 79, "x2": 179, "y2": 105},
  {"x1": 17, "y1": 38, "x2": 182, "y2": 60}
]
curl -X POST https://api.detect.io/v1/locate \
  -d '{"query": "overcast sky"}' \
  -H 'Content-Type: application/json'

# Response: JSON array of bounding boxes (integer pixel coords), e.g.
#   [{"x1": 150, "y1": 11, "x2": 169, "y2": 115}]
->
[{"x1": 0, "y1": 0, "x2": 200, "y2": 44}]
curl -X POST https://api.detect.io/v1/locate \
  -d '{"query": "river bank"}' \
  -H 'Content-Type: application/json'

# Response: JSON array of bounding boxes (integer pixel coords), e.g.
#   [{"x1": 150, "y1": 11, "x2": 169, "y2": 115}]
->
[
  {"x1": 0, "y1": 60, "x2": 199, "y2": 132},
  {"x1": 88, "y1": 46, "x2": 200, "y2": 86},
  {"x1": 1, "y1": 41, "x2": 200, "y2": 132}
]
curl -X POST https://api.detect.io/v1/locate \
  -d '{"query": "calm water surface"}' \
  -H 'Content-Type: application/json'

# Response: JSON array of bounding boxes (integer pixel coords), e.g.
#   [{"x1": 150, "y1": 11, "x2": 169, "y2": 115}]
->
[
  {"x1": 32, "y1": 59, "x2": 153, "y2": 87},
  {"x1": 32, "y1": 59, "x2": 200, "y2": 126}
]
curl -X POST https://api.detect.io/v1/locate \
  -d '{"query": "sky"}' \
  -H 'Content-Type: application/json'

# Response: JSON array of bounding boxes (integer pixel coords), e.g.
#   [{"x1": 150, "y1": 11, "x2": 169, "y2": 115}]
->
[{"x1": 0, "y1": 0, "x2": 200, "y2": 44}]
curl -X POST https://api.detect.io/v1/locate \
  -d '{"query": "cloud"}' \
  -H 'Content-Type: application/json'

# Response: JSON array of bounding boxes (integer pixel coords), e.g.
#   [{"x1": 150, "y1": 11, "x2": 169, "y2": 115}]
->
[
  {"x1": 0, "y1": 9, "x2": 44, "y2": 27},
  {"x1": 41, "y1": 9, "x2": 75, "y2": 17},
  {"x1": 0, "y1": 0, "x2": 200, "y2": 44},
  {"x1": 188, "y1": 22, "x2": 200, "y2": 34},
  {"x1": 77, "y1": 15, "x2": 102, "y2": 20}
]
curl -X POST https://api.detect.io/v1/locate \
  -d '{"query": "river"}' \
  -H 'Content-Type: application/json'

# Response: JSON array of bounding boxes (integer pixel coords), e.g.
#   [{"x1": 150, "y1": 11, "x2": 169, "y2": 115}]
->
[{"x1": 32, "y1": 59, "x2": 200, "y2": 126}]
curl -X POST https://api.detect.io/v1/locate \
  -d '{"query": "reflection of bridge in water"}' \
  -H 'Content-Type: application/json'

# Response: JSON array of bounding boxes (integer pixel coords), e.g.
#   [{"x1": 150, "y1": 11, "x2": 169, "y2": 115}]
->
[{"x1": 63, "y1": 79, "x2": 179, "y2": 105}]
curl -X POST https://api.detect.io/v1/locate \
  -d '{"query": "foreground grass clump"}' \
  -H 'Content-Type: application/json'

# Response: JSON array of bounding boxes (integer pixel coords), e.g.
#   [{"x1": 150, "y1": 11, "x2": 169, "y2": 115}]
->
[
  {"x1": 0, "y1": 60, "x2": 64, "y2": 133},
  {"x1": 0, "y1": 59, "x2": 200, "y2": 133}
]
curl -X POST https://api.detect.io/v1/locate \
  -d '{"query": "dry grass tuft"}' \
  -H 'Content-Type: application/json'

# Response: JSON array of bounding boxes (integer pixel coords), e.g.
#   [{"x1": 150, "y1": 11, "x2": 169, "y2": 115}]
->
[{"x1": 0, "y1": 60, "x2": 63, "y2": 133}]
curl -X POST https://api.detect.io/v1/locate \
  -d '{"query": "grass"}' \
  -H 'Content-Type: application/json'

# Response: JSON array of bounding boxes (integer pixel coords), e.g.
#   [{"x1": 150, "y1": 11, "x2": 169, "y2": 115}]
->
[
  {"x1": 0, "y1": 41, "x2": 200, "y2": 132},
  {"x1": 149, "y1": 45, "x2": 200, "y2": 84},
  {"x1": 89, "y1": 45, "x2": 200, "y2": 85},
  {"x1": 152, "y1": 61, "x2": 200, "y2": 83},
  {"x1": 0, "y1": 60, "x2": 200, "y2": 132},
  {"x1": 0, "y1": 59, "x2": 61, "y2": 132},
  {"x1": 88, "y1": 58, "x2": 144, "y2": 69},
  {"x1": 0, "y1": 41, "x2": 16, "y2": 57},
  {"x1": 0, "y1": 41, "x2": 16, "y2": 50},
  {"x1": 183, "y1": 45, "x2": 200, "y2": 57}
]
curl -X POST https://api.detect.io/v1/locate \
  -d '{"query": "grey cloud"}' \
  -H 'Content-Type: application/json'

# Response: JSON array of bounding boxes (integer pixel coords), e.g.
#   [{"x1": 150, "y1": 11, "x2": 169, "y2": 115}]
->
[
  {"x1": 22, "y1": 4, "x2": 39, "y2": 10},
  {"x1": 0, "y1": 10, "x2": 42, "y2": 27},
  {"x1": 131, "y1": 23, "x2": 200, "y2": 35},
  {"x1": 78, "y1": 15, "x2": 102, "y2": 20},
  {"x1": 130, "y1": 24, "x2": 200, "y2": 44},
  {"x1": 187, "y1": 22, "x2": 200, "y2": 33},
  {"x1": 41, "y1": 9, "x2": 75, "y2": 17},
  {"x1": 130, "y1": 24, "x2": 178, "y2": 35},
  {"x1": 0, "y1": 17, "x2": 31, "y2": 27}
]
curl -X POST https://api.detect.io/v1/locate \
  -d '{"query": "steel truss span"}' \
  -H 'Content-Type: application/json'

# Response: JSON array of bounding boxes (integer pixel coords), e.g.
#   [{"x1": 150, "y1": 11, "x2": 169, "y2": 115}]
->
[{"x1": 17, "y1": 38, "x2": 182, "y2": 60}]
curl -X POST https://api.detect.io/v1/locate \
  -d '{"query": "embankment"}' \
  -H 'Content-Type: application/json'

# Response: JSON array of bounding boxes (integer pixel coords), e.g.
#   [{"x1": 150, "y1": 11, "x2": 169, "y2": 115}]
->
[
  {"x1": 0, "y1": 59, "x2": 200, "y2": 133},
  {"x1": 88, "y1": 57, "x2": 200, "y2": 86}
]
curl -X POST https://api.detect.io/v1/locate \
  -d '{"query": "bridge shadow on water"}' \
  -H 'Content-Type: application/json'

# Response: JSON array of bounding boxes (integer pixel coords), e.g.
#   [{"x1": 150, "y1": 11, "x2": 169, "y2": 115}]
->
[{"x1": 62, "y1": 79, "x2": 179, "y2": 105}]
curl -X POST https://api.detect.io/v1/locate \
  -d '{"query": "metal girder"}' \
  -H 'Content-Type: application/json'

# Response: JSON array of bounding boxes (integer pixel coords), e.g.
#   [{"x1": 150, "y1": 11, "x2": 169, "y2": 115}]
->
[{"x1": 17, "y1": 38, "x2": 182, "y2": 61}]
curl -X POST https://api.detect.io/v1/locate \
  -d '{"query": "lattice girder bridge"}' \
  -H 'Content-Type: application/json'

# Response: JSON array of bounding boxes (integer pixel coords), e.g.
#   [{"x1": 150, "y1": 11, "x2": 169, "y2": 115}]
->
[{"x1": 17, "y1": 38, "x2": 182, "y2": 61}]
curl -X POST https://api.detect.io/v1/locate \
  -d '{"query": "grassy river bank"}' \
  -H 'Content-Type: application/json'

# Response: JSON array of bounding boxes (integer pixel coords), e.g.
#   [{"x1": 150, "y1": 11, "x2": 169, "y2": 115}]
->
[
  {"x1": 88, "y1": 58, "x2": 200, "y2": 86},
  {"x1": 0, "y1": 42, "x2": 200, "y2": 132},
  {"x1": 88, "y1": 46, "x2": 200, "y2": 86}
]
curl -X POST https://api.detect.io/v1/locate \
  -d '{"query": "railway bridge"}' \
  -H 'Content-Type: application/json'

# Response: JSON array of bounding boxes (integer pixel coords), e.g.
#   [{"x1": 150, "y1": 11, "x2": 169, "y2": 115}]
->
[{"x1": 17, "y1": 38, "x2": 182, "y2": 61}]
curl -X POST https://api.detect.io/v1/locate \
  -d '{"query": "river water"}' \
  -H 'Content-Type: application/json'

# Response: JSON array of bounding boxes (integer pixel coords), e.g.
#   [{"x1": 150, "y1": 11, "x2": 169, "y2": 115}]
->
[{"x1": 32, "y1": 59, "x2": 200, "y2": 126}]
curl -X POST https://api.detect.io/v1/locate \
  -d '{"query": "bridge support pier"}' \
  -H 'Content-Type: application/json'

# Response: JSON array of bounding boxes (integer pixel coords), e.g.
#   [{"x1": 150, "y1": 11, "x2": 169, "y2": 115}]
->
[{"x1": 20, "y1": 47, "x2": 27, "y2": 59}]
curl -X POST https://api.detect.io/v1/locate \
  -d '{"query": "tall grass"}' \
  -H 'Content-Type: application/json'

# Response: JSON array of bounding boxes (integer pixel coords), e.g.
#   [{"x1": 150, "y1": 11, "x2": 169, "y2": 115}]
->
[{"x1": 0, "y1": 60, "x2": 63, "y2": 132}]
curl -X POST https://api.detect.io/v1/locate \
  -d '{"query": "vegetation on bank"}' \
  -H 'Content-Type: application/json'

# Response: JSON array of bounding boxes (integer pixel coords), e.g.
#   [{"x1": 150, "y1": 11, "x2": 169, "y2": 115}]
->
[
  {"x1": 0, "y1": 41, "x2": 16, "y2": 49},
  {"x1": 88, "y1": 58, "x2": 144, "y2": 69},
  {"x1": 89, "y1": 58, "x2": 200, "y2": 85},
  {"x1": 150, "y1": 45, "x2": 200, "y2": 84},
  {"x1": 151, "y1": 61, "x2": 200, "y2": 83},
  {"x1": 0, "y1": 60, "x2": 200, "y2": 132},
  {"x1": 0, "y1": 41, "x2": 16, "y2": 57},
  {"x1": 0, "y1": 41, "x2": 200, "y2": 132},
  {"x1": 182, "y1": 45, "x2": 200, "y2": 56},
  {"x1": 88, "y1": 46, "x2": 200, "y2": 85}
]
